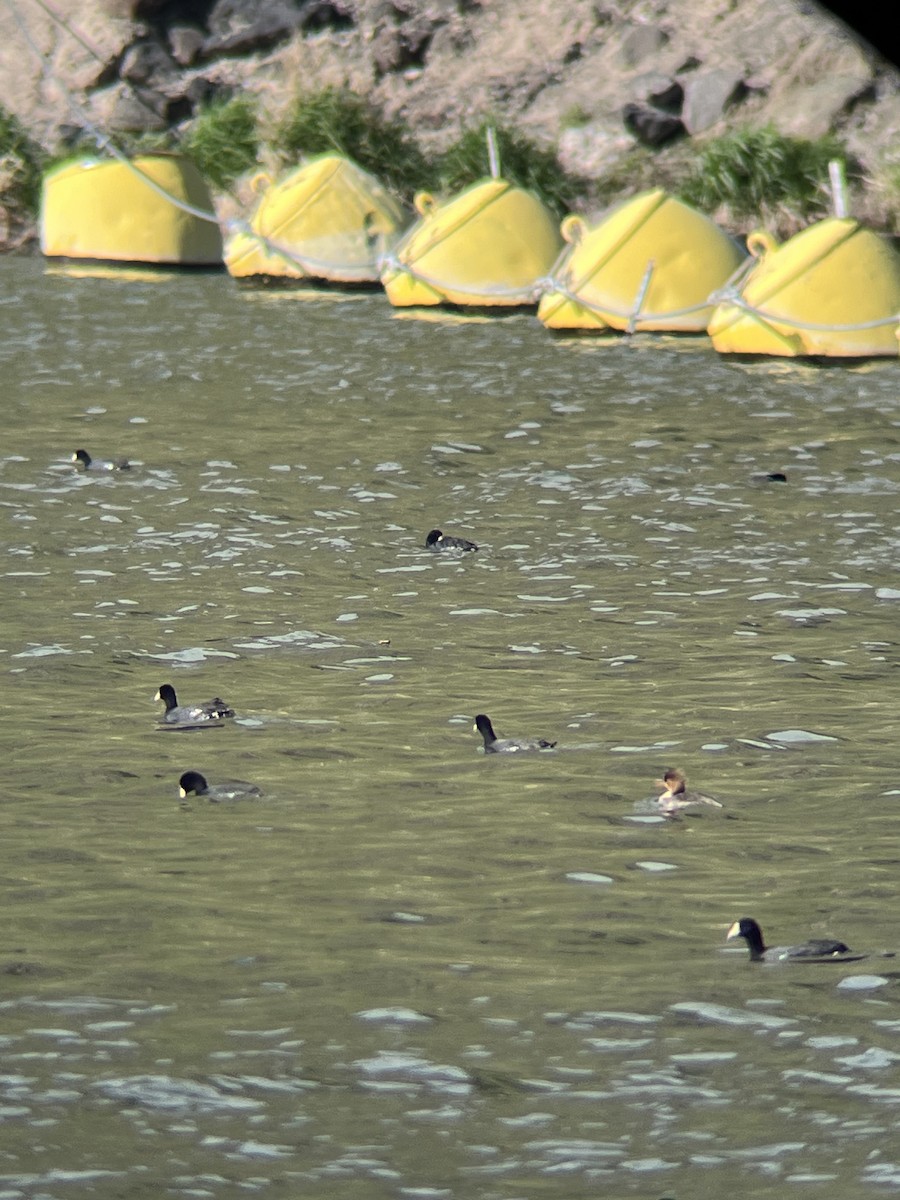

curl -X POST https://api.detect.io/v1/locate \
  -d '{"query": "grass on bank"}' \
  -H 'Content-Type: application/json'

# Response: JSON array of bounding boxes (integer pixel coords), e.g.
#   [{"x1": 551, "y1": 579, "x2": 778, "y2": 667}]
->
[
  {"x1": 272, "y1": 89, "x2": 588, "y2": 217},
  {"x1": 586, "y1": 125, "x2": 866, "y2": 237},
  {"x1": 272, "y1": 86, "x2": 432, "y2": 201},
  {"x1": 0, "y1": 104, "x2": 45, "y2": 221},
  {"x1": 180, "y1": 95, "x2": 260, "y2": 191},
  {"x1": 437, "y1": 119, "x2": 586, "y2": 219},
  {"x1": 678, "y1": 125, "x2": 858, "y2": 232}
]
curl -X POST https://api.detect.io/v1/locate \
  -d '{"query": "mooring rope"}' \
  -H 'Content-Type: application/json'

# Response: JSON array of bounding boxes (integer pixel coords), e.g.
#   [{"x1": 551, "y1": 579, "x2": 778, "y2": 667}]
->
[
  {"x1": 707, "y1": 286, "x2": 900, "y2": 332},
  {"x1": 379, "y1": 248, "x2": 543, "y2": 303},
  {"x1": 536, "y1": 274, "x2": 714, "y2": 325}
]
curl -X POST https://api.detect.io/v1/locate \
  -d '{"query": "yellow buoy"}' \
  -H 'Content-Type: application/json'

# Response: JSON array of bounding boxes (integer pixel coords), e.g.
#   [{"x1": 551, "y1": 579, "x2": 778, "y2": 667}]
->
[
  {"x1": 40, "y1": 153, "x2": 222, "y2": 265},
  {"x1": 708, "y1": 219, "x2": 900, "y2": 357},
  {"x1": 537, "y1": 189, "x2": 745, "y2": 333},
  {"x1": 224, "y1": 153, "x2": 407, "y2": 284},
  {"x1": 381, "y1": 178, "x2": 562, "y2": 308}
]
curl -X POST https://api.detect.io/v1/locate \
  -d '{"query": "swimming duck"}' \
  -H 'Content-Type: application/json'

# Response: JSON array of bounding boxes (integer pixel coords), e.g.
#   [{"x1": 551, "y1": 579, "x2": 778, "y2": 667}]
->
[
  {"x1": 155, "y1": 683, "x2": 235, "y2": 726},
  {"x1": 72, "y1": 449, "x2": 130, "y2": 471},
  {"x1": 655, "y1": 768, "x2": 723, "y2": 815},
  {"x1": 726, "y1": 917, "x2": 852, "y2": 963},
  {"x1": 425, "y1": 529, "x2": 478, "y2": 552},
  {"x1": 178, "y1": 770, "x2": 261, "y2": 802},
  {"x1": 750, "y1": 470, "x2": 788, "y2": 484},
  {"x1": 474, "y1": 713, "x2": 556, "y2": 754}
]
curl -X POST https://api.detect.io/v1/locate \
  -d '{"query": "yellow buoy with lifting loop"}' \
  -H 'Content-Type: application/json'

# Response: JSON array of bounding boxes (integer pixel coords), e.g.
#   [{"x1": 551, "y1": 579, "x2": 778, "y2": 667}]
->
[
  {"x1": 224, "y1": 152, "x2": 408, "y2": 284},
  {"x1": 537, "y1": 189, "x2": 745, "y2": 333},
  {"x1": 380, "y1": 127, "x2": 562, "y2": 309},
  {"x1": 708, "y1": 160, "x2": 900, "y2": 357}
]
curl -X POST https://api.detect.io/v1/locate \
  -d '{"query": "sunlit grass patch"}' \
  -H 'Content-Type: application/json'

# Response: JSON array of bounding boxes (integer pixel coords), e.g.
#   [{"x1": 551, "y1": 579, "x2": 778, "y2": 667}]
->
[
  {"x1": 181, "y1": 95, "x2": 260, "y2": 191},
  {"x1": 678, "y1": 125, "x2": 856, "y2": 233},
  {"x1": 438, "y1": 120, "x2": 586, "y2": 219},
  {"x1": 273, "y1": 86, "x2": 431, "y2": 201}
]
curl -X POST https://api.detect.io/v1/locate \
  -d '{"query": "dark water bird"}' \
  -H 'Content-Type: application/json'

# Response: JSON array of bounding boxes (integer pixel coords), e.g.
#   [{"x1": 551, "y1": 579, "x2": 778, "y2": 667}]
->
[
  {"x1": 179, "y1": 770, "x2": 261, "y2": 802},
  {"x1": 655, "y1": 768, "x2": 723, "y2": 815},
  {"x1": 474, "y1": 713, "x2": 556, "y2": 754},
  {"x1": 726, "y1": 917, "x2": 854, "y2": 963},
  {"x1": 155, "y1": 683, "x2": 235, "y2": 726},
  {"x1": 425, "y1": 528, "x2": 478, "y2": 552},
  {"x1": 72, "y1": 448, "x2": 130, "y2": 471}
]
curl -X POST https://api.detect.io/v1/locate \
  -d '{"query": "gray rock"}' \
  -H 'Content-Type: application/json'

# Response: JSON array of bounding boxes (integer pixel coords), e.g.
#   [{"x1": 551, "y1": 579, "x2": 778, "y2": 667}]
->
[
  {"x1": 622, "y1": 101, "x2": 685, "y2": 147},
  {"x1": 202, "y1": 16, "x2": 302, "y2": 59},
  {"x1": 168, "y1": 26, "x2": 206, "y2": 68},
  {"x1": 201, "y1": 0, "x2": 351, "y2": 58},
  {"x1": 88, "y1": 82, "x2": 168, "y2": 133},
  {"x1": 682, "y1": 69, "x2": 747, "y2": 134},
  {"x1": 619, "y1": 23, "x2": 669, "y2": 69},
  {"x1": 119, "y1": 38, "x2": 177, "y2": 85},
  {"x1": 205, "y1": 0, "x2": 298, "y2": 40},
  {"x1": 768, "y1": 31, "x2": 875, "y2": 138},
  {"x1": 776, "y1": 76, "x2": 876, "y2": 139}
]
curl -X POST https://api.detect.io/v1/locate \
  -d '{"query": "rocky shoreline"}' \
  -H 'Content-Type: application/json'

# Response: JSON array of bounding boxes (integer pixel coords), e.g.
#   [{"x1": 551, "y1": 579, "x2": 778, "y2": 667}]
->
[{"x1": 2, "y1": 0, "x2": 899, "y2": 248}]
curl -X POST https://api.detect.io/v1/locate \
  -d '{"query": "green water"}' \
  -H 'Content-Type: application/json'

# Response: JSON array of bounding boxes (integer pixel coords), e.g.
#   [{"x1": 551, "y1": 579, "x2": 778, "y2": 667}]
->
[{"x1": 2, "y1": 256, "x2": 900, "y2": 1197}]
